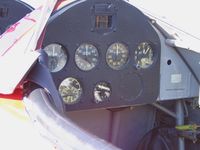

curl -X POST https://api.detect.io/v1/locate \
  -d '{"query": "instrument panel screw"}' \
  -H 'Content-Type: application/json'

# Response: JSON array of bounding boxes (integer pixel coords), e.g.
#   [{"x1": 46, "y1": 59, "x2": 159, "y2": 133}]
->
[{"x1": 151, "y1": 19, "x2": 156, "y2": 24}]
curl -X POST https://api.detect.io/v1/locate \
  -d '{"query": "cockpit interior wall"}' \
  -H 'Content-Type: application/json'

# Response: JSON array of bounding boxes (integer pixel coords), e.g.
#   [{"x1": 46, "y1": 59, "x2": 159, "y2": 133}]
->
[{"x1": 0, "y1": 0, "x2": 32, "y2": 35}]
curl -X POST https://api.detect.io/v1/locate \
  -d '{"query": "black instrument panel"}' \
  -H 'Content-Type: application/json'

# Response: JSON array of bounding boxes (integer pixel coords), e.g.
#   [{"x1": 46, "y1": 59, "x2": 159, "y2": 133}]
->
[
  {"x1": 0, "y1": 0, "x2": 32, "y2": 35},
  {"x1": 43, "y1": 0, "x2": 161, "y2": 111}
]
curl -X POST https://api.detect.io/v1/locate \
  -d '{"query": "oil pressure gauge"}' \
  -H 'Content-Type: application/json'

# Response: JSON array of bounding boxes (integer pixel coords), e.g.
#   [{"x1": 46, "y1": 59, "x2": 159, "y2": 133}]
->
[
  {"x1": 75, "y1": 43, "x2": 99, "y2": 71},
  {"x1": 94, "y1": 82, "x2": 111, "y2": 103},
  {"x1": 59, "y1": 77, "x2": 82, "y2": 105},
  {"x1": 106, "y1": 43, "x2": 129, "y2": 70},
  {"x1": 134, "y1": 42, "x2": 154, "y2": 69}
]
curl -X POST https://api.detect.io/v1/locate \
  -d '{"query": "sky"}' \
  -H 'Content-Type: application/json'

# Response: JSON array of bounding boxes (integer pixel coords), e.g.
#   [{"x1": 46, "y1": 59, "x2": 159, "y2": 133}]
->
[{"x1": 131, "y1": 0, "x2": 200, "y2": 39}]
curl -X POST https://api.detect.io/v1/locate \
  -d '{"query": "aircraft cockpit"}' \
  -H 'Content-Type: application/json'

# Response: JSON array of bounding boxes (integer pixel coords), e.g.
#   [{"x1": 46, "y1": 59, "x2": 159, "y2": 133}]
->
[{"x1": 1, "y1": 0, "x2": 200, "y2": 150}]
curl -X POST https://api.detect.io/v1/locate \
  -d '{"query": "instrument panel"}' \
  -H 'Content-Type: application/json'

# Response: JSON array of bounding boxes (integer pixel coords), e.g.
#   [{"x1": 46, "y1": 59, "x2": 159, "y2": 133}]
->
[
  {"x1": 43, "y1": 0, "x2": 161, "y2": 111},
  {"x1": 0, "y1": 1, "x2": 32, "y2": 35}
]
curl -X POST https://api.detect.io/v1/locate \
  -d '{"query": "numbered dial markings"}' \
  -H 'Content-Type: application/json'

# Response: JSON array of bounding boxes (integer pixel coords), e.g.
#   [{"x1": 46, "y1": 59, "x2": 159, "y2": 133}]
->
[
  {"x1": 44, "y1": 43, "x2": 67, "y2": 72},
  {"x1": 135, "y1": 42, "x2": 154, "y2": 69},
  {"x1": 75, "y1": 43, "x2": 99, "y2": 71},
  {"x1": 106, "y1": 43, "x2": 129, "y2": 70},
  {"x1": 59, "y1": 77, "x2": 82, "y2": 105}
]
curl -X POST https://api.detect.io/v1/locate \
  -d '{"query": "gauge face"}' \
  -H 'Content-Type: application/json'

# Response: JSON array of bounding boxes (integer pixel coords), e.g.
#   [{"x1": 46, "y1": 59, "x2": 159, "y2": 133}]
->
[
  {"x1": 135, "y1": 42, "x2": 154, "y2": 69},
  {"x1": 44, "y1": 43, "x2": 67, "y2": 72},
  {"x1": 106, "y1": 43, "x2": 129, "y2": 70},
  {"x1": 75, "y1": 43, "x2": 99, "y2": 71},
  {"x1": 94, "y1": 82, "x2": 111, "y2": 103},
  {"x1": 59, "y1": 77, "x2": 82, "y2": 105}
]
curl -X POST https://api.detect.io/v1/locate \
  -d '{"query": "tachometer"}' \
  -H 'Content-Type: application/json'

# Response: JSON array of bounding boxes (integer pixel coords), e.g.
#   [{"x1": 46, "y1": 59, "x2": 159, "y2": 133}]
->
[
  {"x1": 134, "y1": 42, "x2": 154, "y2": 69},
  {"x1": 106, "y1": 43, "x2": 129, "y2": 70},
  {"x1": 44, "y1": 43, "x2": 67, "y2": 72},
  {"x1": 59, "y1": 77, "x2": 82, "y2": 105},
  {"x1": 75, "y1": 43, "x2": 99, "y2": 71}
]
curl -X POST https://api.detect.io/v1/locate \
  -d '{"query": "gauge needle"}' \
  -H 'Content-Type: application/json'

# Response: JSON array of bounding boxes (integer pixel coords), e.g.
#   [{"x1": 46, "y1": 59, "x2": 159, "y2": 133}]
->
[
  {"x1": 80, "y1": 56, "x2": 90, "y2": 65},
  {"x1": 86, "y1": 45, "x2": 88, "y2": 56},
  {"x1": 144, "y1": 47, "x2": 150, "y2": 54},
  {"x1": 53, "y1": 45, "x2": 55, "y2": 56},
  {"x1": 116, "y1": 44, "x2": 119, "y2": 55}
]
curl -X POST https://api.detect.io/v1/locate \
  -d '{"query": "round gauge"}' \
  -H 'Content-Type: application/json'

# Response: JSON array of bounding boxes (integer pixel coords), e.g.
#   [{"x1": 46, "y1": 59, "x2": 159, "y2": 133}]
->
[
  {"x1": 106, "y1": 43, "x2": 129, "y2": 70},
  {"x1": 134, "y1": 42, "x2": 154, "y2": 69},
  {"x1": 75, "y1": 43, "x2": 99, "y2": 71},
  {"x1": 44, "y1": 43, "x2": 67, "y2": 72},
  {"x1": 94, "y1": 82, "x2": 111, "y2": 103},
  {"x1": 59, "y1": 77, "x2": 82, "y2": 105}
]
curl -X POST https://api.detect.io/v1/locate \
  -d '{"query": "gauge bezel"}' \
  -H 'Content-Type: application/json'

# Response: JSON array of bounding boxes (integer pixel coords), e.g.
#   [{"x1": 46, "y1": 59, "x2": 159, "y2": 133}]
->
[
  {"x1": 106, "y1": 42, "x2": 129, "y2": 70},
  {"x1": 44, "y1": 43, "x2": 68, "y2": 73},
  {"x1": 75, "y1": 43, "x2": 99, "y2": 71},
  {"x1": 134, "y1": 41, "x2": 156, "y2": 69},
  {"x1": 58, "y1": 77, "x2": 83, "y2": 105}
]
